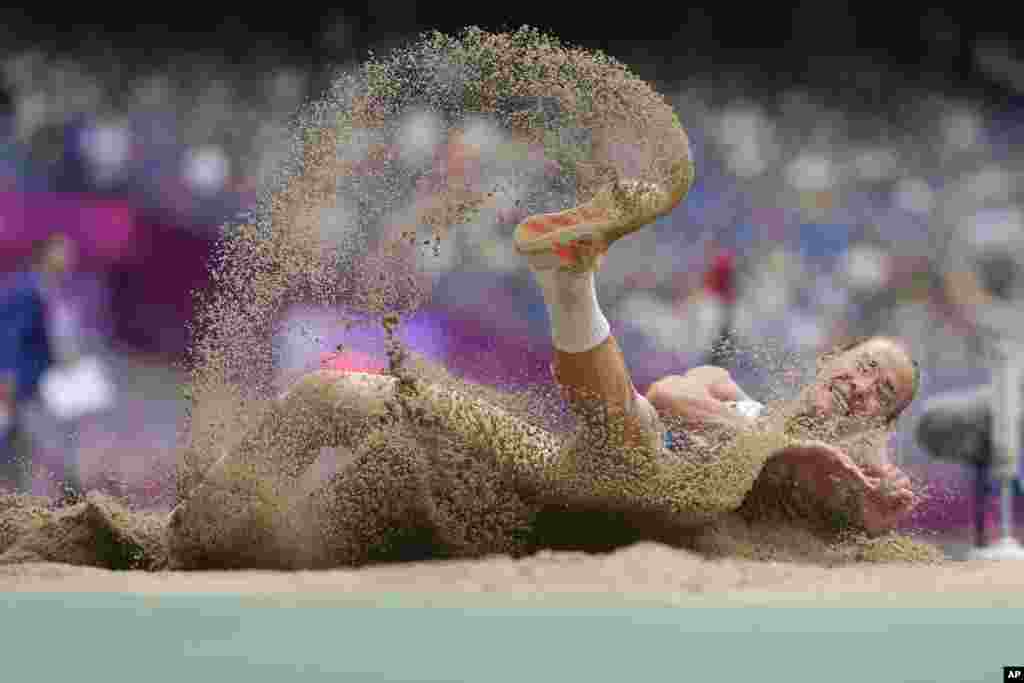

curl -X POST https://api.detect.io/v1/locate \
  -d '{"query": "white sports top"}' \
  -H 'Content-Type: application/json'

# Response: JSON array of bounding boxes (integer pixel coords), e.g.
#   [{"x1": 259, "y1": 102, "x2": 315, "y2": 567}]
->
[
  {"x1": 662, "y1": 398, "x2": 765, "y2": 450},
  {"x1": 723, "y1": 399, "x2": 766, "y2": 419}
]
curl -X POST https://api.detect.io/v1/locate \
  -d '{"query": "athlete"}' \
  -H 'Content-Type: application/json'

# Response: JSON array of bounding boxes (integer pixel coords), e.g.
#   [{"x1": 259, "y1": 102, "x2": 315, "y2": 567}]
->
[{"x1": 167, "y1": 134, "x2": 920, "y2": 569}]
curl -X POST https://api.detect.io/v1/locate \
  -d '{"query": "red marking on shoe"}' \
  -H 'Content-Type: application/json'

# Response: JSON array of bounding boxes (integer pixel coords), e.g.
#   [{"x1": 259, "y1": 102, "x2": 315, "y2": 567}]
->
[
  {"x1": 553, "y1": 243, "x2": 575, "y2": 264},
  {"x1": 524, "y1": 218, "x2": 550, "y2": 234},
  {"x1": 549, "y1": 214, "x2": 577, "y2": 227}
]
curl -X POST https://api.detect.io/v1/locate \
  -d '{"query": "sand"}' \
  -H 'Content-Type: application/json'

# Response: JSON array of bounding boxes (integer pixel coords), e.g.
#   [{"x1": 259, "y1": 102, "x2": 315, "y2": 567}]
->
[
  {"x1": 2, "y1": 541, "x2": 1021, "y2": 608},
  {"x1": 2, "y1": 29, "x2": 975, "y2": 605}
]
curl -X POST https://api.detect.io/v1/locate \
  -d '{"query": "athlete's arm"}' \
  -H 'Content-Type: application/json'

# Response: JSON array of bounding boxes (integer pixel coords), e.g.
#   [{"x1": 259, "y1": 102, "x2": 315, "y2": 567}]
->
[
  {"x1": 645, "y1": 366, "x2": 754, "y2": 428},
  {"x1": 835, "y1": 430, "x2": 893, "y2": 470},
  {"x1": 834, "y1": 430, "x2": 915, "y2": 510},
  {"x1": 764, "y1": 438, "x2": 916, "y2": 534}
]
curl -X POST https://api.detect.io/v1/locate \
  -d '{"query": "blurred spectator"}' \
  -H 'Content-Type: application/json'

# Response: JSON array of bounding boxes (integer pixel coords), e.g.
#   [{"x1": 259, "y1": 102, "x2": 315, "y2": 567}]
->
[
  {"x1": 703, "y1": 246, "x2": 738, "y2": 367},
  {"x1": 1, "y1": 77, "x2": 11, "y2": 137},
  {"x1": 0, "y1": 233, "x2": 79, "y2": 497},
  {"x1": 2, "y1": 77, "x2": 19, "y2": 189}
]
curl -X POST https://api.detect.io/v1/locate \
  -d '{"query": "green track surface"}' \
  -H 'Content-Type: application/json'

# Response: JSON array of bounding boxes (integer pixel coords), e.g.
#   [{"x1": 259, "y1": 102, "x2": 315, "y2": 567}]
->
[{"x1": 3, "y1": 594, "x2": 1021, "y2": 682}]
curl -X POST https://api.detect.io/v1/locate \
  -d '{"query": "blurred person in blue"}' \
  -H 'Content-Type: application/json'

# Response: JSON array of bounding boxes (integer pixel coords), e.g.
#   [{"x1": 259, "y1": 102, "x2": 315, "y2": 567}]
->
[{"x1": 0, "y1": 233, "x2": 79, "y2": 498}]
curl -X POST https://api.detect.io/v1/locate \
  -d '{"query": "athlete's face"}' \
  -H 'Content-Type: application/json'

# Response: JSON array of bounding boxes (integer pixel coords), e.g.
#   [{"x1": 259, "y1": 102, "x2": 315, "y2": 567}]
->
[
  {"x1": 802, "y1": 338, "x2": 916, "y2": 431},
  {"x1": 43, "y1": 237, "x2": 74, "y2": 275}
]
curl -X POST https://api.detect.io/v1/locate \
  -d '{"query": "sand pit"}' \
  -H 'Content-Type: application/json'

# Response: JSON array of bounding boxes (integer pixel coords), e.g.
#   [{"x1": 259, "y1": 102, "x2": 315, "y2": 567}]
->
[
  {"x1": 6, "y1": 29, "x2": 1021, "y2": 683},
  {"x1": 2, "y1": 30, "x2": 984, "y2": 626},
  {"x1": 0, "y1": 541, "x2": 1021, "y2": 608},
  {"x1": 0, "y1": 492, "x2": 167, "y2": 569},
  {"x1": 5, "y1": 550, "x2": 1022, "y2": 683}
]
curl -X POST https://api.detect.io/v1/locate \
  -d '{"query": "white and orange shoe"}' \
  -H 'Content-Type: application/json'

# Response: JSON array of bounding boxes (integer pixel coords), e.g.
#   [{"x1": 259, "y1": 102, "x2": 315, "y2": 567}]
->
[{"x1": 513, "y1": 159, "x2": 694, "y2": 273}]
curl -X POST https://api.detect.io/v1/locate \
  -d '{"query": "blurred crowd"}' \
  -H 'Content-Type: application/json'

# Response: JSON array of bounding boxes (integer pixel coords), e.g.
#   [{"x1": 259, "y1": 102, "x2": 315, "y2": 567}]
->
[{"x1": 2, "y1": 44, "x2": 1023, "y2": 511}]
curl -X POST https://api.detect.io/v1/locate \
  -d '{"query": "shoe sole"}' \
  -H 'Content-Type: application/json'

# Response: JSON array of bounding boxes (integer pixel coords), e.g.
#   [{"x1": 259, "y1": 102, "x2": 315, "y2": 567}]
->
[{"x1": 513, "y1": 159, "x2": 694, "y2": 258}]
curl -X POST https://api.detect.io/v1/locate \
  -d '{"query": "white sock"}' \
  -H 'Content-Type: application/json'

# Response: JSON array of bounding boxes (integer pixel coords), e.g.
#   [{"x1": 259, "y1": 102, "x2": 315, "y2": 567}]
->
[{"x1": 532, "y1": 268, "x2": 611, "y2": 353}]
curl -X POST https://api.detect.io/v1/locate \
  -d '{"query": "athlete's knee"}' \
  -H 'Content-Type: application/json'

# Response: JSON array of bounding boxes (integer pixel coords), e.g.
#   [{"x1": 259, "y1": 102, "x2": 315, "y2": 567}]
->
[
  {"x1": 281, "y1": 370, "x2": 398, "y2": 421},
  {"x1": 605, "y1": 392, "x2": 665, "y2": 451},
  {"x1": 645, "y1": 374, "x2": 685, "y2": 408},
  {"x1": 281, "y1": 369, "x2": 392, "y2": 400},
  {"x1": 631, "y1": 393, "x2": 663, "y2": 435}
]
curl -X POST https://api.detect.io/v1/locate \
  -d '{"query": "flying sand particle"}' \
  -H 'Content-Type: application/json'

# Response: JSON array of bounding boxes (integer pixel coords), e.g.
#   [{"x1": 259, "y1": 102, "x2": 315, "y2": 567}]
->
[{"x1": 1, "y1": 27, "x2": 941, "y2": 570}]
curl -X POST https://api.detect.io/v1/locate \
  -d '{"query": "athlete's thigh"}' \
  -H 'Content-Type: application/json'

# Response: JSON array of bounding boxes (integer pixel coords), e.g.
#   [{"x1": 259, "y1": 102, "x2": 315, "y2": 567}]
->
[
  {"x1": 309, "y1": 426, "x2": 438, "y2": 567},
  {"x1": 547, "y1": 392, "x2": 666, "y2": 492}
]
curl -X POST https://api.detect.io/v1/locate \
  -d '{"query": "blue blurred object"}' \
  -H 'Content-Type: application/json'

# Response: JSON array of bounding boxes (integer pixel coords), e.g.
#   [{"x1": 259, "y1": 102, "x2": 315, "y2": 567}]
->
[
  {"x1": 0, "y1": 268, "x2": 57, "y2": 492},
  {"x1": 0, "y1": 269, "x2": 55, "y2": 404},
  {"x1": 1, "y1": 137, "x2": 53, "y2": 193},
  {"x1": 798, "y1": 222, "x2": 849, "y2": 265}
]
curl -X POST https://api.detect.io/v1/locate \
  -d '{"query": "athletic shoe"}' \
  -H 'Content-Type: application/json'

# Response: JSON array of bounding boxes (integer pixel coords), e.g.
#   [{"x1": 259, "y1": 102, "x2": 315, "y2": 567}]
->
[{"x1": 514, "y1": 159, "x2": 693, "y2": 273}]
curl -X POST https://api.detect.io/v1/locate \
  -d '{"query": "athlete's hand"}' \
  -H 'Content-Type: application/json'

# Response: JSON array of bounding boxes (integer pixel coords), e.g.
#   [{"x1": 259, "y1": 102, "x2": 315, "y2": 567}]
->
[
  {"x1": 767, "y1": 440, "x2": 918, "y2": 534},
  {"x1": 646, "y1": 366, "x2": 752, "y2": 428}
]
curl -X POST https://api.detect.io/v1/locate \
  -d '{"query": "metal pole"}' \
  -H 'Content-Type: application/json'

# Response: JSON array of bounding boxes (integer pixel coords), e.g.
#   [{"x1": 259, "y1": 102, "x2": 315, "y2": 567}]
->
[
  {"x1": 975, "y1": 462, "x2": 990, "y2": 547},
  {"x1": 997, "y1": 342, "x2": 1021, "y2": 541},
  {"x1": 969, "y1": 339, "x2": 1024, "y2": 559},
  {"x1": 1000, "y1": 480, "x2": 1014, "y2": 540}
]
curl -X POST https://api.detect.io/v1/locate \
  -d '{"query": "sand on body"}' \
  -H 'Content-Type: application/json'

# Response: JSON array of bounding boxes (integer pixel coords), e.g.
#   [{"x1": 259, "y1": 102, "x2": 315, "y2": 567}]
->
[{"x1": 0, "y1": 28, "x2": 951, "y2": 582}]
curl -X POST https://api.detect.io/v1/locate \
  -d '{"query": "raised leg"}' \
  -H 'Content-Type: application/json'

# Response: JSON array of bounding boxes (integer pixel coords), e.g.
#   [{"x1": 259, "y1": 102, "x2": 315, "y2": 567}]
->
[
  {"x1": 544, "y1": 336, "x2": 668, "y2": 498},
  {"x1": 522, "y1": 246, "x2": 678, "y2": 515},
  {"x1": 517, "y1": 193, "x2": 778, "y2": 526},
  {"x1": 544, "y1": 334, "x2": 780, "y2": 528}
]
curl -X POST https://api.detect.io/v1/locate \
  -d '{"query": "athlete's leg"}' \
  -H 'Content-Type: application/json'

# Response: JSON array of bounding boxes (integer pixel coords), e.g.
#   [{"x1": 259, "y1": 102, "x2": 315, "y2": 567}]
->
[
  {"x1": 167, "y1": 368, "x2": 560, "y2": 568},
  {"x1": 167, "y1": 123, "x2": 390, "y2": 568},
  {"x1": 308, "y1": 418, "x2": 542, "y2": 567},
  {"x1": 303, "y1": 427, "x2": 441, "y2": 568},
  {"x1": 513, "y1": 154, "x2": 692, "y2": 447},
  {"x1": 166, "y1": 370, "x2": 398, "y2": 569},
  {"x1": 512, "y1": 158, "x2": 780, "y2": 524},
  {"x1": 541, "y1": 272, "x2": 666, "y2": 476},
  {"x1": 538, "y1": 282, "x2": 780, "y2": 529},
  {"x1": 517, "y1": 213, "x2": 671, "y2": 513}
]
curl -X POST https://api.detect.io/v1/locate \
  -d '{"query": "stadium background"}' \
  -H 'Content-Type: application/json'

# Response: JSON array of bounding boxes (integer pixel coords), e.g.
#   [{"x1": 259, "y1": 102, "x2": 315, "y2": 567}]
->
[{"x1": 2, "y1": 3, "x2": 1023, "y2": 539}]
